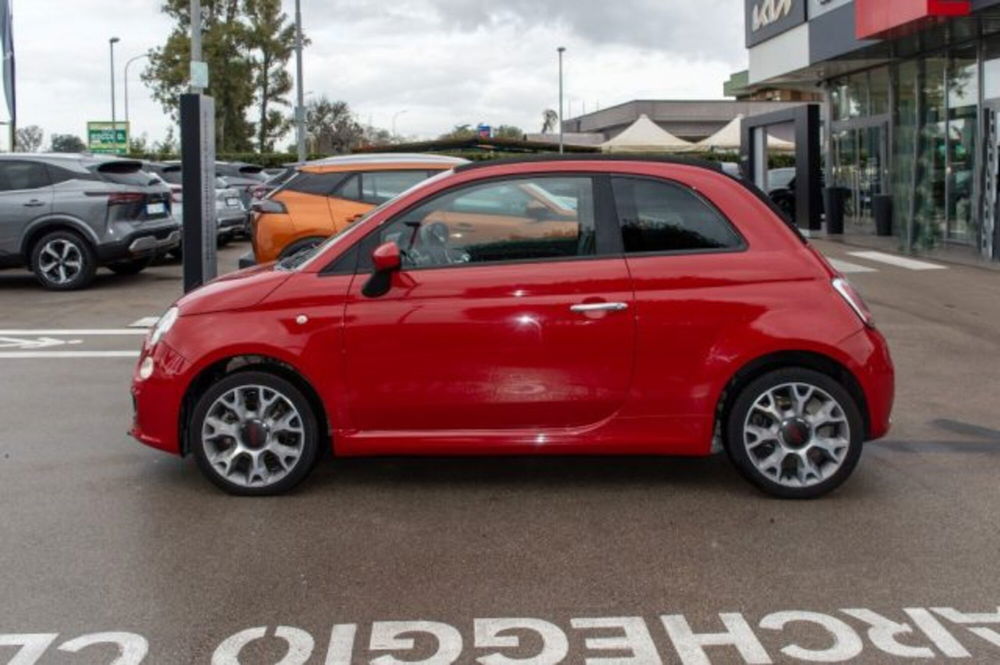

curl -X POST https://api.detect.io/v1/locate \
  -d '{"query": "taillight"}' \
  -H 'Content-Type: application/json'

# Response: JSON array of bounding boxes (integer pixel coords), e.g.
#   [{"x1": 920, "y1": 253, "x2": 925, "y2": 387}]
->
[
  {"x1": 832, "y1": 278, "x2": 875, "y2": 328},
  {"x1": 108, "y1": 192, "x2": 146, "y2": 206}
]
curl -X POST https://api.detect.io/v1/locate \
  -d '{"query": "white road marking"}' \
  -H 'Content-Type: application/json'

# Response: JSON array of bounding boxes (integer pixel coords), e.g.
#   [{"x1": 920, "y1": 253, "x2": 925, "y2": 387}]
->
[
  {"x1": 0, "y1": 351, "x2": 139, "y2": 359},
  {"x1": 8, "y1": 606, "x2": 1000, "y2": 663},
  {"x1": 129, "y1": 317, "x2": 160, "y2": 328},
  {"x1": 828, "y1": 258, "x2": 877, "y2": 274},
  {"x1": 0, "y1": 336, "x2": 82, "y2": 350},
  {"x1": 0, "y1": 329, "x2": 148, "y2": 336},
  {"x1": 848, "y1": 251, "x2": 946, "y2": 271}
]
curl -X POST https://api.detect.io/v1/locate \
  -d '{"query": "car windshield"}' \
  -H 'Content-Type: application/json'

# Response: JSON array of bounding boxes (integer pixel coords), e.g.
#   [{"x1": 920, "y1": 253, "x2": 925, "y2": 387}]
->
[{"x1": 288, "y1": 169, "x2": 455, "y2": 272}]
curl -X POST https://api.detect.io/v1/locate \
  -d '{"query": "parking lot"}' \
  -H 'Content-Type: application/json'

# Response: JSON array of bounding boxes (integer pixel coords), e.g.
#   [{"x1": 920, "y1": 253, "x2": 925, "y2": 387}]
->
[{"x1": 1, "y1": 238, "x2": 1000, "y2": 664}]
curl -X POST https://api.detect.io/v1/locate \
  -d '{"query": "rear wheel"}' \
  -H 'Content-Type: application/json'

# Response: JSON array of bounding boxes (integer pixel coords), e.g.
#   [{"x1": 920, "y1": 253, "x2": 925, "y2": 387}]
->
[
  {"x1": 724, "y1": 368, "x2": 864, "y2": 499},
  {"x1": 190, "y1": 371, "x2": 320, "y2": 496},
  {"x1": 30, "y1": 230, "x2": 97, "y2": 290}
]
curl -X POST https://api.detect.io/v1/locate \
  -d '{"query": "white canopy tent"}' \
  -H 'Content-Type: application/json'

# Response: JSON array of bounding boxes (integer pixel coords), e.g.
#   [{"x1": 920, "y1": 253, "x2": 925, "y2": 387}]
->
[
  {"x1": 690, "y1": 114, "x2": 795, "y2": 153},
  {"x1": 600, "y1": 114, "x2": 694, "y2": 153}
]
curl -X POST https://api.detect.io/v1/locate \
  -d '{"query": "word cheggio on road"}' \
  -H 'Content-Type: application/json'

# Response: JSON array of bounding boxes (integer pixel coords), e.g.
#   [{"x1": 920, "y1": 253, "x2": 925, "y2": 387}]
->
[{"x1": 5, "y1": 606, "x2": 1000, "y2": 664}]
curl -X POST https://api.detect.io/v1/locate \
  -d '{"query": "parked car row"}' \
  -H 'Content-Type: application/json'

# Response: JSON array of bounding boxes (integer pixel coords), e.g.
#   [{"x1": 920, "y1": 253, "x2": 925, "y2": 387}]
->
[
  {"x1": 0, "y1": 153, "x2": 179, "y2": 289},
  {"x1": 145, "y1": 162, "x2": 250, "y2": 248},
  {"x1": 0, "y1": 154, "x2": 293, "y2": 290}
]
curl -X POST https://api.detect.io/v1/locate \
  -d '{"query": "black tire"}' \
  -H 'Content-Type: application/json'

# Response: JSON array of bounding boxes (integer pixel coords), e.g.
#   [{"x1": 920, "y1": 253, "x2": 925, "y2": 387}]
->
[
  {"x1": 30, "y1": 230, "x2": 97, "y2": 290},
  {"x1": 168, "y1": 246, "x2": 183, "y2": 261},
  {"x1": 106, "y1": 257, "x2": 151, "y2": 275},
  {"x1": 724, "y1": 367, "x2": 864, "y2": 499},
  {"x1": 190, "y1": 371, "x2": 320, "y2": 496},
  {"x1": 217, "y1": 234, "x2": 231, "y2": 248}
]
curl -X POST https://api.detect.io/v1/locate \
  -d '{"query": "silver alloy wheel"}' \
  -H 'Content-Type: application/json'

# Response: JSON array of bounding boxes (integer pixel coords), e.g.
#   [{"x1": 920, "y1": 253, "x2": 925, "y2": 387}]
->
[
  {"x1": 742, "y1": 382, "x2": 851, "y2": 488},
  {"x1": 200, "y1": 384, "x2": 306, "y2": 489},
  {"x1": 37, "y1": 239, "x2": 83, "y2": 285}
]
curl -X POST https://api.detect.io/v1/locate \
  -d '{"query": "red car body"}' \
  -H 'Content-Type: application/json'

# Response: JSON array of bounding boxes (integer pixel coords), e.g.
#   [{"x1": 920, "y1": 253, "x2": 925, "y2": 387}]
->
[{"x1": 131, "y1": 158, "x2": 893, "y2": 484}]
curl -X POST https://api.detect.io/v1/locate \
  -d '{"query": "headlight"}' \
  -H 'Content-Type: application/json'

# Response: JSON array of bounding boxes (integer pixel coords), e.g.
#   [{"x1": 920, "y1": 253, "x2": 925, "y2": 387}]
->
[{"x1": 149, "y1": 306, "x2": 179, "y2": 346}]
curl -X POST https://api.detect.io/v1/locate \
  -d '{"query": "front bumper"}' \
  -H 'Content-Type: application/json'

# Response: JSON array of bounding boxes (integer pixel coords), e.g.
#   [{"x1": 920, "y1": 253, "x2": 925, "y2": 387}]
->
[{"x1": 130, "y1": 340, "x2": 191, "y2": 455}]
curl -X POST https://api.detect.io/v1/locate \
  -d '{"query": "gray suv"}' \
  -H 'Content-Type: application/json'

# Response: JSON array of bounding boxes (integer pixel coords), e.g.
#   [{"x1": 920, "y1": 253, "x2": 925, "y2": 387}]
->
[{"x1": 0, "y1": 153, "x2": 180, "y2": 290}]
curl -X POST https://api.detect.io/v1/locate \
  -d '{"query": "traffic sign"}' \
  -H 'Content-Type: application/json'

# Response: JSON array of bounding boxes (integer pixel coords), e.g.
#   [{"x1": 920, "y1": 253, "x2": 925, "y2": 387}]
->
[{"x1": 87, "y1": 121, "x2": 130, "y2": 154}]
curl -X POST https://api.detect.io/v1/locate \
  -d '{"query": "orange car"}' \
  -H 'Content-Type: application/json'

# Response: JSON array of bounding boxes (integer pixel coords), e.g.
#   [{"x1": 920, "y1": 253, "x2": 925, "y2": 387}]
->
[{"x1": 244, "y1": 154, "x2": 467, "y2": 266}]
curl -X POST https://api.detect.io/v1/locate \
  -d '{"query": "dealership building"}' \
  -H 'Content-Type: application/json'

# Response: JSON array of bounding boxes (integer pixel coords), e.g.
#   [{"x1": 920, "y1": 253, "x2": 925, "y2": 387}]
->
[{"x1": 744, "y1": 0, "x2": 1000, "y2": 262}]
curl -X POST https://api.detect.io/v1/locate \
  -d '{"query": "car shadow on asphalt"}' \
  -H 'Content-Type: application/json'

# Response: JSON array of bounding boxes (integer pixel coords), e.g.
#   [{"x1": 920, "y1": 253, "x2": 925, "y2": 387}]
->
[{"x1": 147, "y1": 452, "x2": 798, "y2": 500}]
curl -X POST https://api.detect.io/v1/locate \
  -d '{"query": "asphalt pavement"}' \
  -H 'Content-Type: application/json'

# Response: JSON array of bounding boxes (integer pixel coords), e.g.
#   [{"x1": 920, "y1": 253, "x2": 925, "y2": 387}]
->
[{"x1": 1, "y1": 239, "x2": 999, "y2": 664}]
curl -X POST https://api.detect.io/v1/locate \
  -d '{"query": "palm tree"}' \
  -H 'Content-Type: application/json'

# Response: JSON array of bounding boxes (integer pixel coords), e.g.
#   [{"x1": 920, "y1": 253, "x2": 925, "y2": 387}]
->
[{"x1": 541, "y1": 109, "x2": 559, "y2": 134}]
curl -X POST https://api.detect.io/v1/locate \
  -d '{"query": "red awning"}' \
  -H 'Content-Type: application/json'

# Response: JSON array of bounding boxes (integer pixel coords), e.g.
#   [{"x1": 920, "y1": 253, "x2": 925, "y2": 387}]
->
[{"x1": 855, "y1": 0, "x2": 971, "y2": 40}]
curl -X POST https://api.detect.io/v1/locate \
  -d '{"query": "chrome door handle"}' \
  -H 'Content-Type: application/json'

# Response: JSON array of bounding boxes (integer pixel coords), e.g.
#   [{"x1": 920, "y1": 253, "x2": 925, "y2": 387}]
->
[
  {"x1": 570, "y1": 302, "x2": 628, "y2": 313},
  {"x1": 23, "y1": 200, "x2": 44, "y2": 207}
]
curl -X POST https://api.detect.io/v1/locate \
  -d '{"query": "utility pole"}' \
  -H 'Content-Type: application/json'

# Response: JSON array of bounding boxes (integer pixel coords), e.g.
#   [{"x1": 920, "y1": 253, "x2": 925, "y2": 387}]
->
[
  {"x1": 295, "y1": 0, "x2": 306, "y2": 163},
  {"x1": 190, "y1": 0, "x2": 203, "y2": 94},
  {"x1": 557, "y1": 46, "x2": 565, "y2": 154},
  {"x1": 181, "y1": 0, "x2": 216, "y2": 291},
  {"x1": 110, "y1": 37, "x2": 120, "y2": 153}
]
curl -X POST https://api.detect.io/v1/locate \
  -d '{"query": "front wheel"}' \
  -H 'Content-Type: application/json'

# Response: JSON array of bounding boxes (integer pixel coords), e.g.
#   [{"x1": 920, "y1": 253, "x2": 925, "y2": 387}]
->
[
  {"x1": 190, "y1": 371, "x2": 320, "y2": 496},
  {"x1": 724, "y1": 368, "x2": 864, "y2": 499}
]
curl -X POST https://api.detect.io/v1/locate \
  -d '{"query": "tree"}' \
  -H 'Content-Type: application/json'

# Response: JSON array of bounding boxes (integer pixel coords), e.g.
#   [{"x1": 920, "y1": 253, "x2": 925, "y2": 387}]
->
[
  {"x1": 305, "y1": 97, "x2": 364, "y2": 154},
  {"x1": 129, "y1": 133, "x2": 150, "y2": 154},
  {"x1": 493, "y1": 125, "x2": 524, "y2": 140},
  {"x1": 362, "y1": 124, "x2": 393, "y2": 147},
  {"x1": 439, "y1": 124, "x2": 476, "y2": 140},
  {"x1": 244, "y1": 0, "x2": 297, "y2": 152},
  {"x1": 14, "y1": 125, "x2": 43, "y2": 152},
  {"x1": 541, "y1": 109, "x2": 558, "y2": 133},
  {"x1": 152, "y1": 126, "x2": 179, "y2": 155},
  {"x1": 143, "y1": 0, "x2": 256, "y2": 152},
  {"x1": 50, "y1": 133, "x2": 87, "y2": 153}
]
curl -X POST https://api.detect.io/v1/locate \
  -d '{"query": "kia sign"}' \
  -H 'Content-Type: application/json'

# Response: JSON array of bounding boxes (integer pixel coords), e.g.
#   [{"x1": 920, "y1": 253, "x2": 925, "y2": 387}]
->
[{"x1": 745, "y1": 0, "x2": 807, "y2": 47}]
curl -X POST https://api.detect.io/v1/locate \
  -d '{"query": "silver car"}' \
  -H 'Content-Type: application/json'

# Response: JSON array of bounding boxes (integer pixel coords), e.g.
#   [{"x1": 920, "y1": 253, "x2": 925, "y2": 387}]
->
[
  {"x1": 0, "y1": 153, "x2": 180, "y2": 290},
  {"x1": 148, "y1": 164, "x2": 249, "y2": 245}
]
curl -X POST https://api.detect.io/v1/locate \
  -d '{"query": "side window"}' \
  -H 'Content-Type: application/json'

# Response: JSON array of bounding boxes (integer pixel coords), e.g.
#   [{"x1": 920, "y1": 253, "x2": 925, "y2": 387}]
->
[
  {"x1": 0, "y1": 161, "x2": 51, "y2": 192},
  {"x1": 283, "y1": 172, "x2": 345, "y2": 196},
  {"x1": 378, "y1": 176, "x2": 595, "y2": 269},
  {"x1": 47, "y1": 165, "x2": 95, "y2": 185},
  {"x1": 360, "y1": 170, "x2": 431, "y2": 205},
  {"x1": 611, "y1": 177, "x2": 743, "y2": 253},
  {"x1": 336, "y1": 174, "x2": 362, "y2": 202}
]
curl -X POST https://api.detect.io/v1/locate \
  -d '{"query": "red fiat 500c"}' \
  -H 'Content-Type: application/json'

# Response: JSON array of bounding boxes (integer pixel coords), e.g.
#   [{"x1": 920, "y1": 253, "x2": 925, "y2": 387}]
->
[{"x1": 130, "y1": 157, "x2": 894, "y2": 498}]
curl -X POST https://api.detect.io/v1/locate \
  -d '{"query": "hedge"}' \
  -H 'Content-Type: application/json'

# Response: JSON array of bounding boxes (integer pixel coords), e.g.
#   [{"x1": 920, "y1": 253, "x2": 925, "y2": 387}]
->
[{"x1": 127, "y1": 150, "x2": 796, "y2": 170}]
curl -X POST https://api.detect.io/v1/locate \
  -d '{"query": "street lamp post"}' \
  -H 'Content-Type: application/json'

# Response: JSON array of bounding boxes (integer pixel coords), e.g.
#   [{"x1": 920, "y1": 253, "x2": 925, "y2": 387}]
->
[
  {"x1": 557, "y1": 46, "x2": 566, "y2": 154},
  {"x1": 110, "y1": 37, "x2": 120, "y2": 153},
  {"x1": 392, "y1": 109, "x2": 408, "y2": 138},
  {"x1": 294, "y1": 0, "x2": 306, "y2": 163},
  {"x1": 124, "y1": 53, "x2": 149, "y2": 130}
]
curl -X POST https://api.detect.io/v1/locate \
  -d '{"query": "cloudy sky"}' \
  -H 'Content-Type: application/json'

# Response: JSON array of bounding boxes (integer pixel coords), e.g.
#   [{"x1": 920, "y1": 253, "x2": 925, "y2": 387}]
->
[{"x1": 11, "y1": 0, "x2": 747, "y2": 147}]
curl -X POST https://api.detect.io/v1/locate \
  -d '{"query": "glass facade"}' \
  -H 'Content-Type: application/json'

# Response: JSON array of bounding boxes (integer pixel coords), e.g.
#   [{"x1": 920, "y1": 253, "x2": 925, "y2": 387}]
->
[{"x1": 826, "y1": 31, "x2": 1000, "y2": 261}]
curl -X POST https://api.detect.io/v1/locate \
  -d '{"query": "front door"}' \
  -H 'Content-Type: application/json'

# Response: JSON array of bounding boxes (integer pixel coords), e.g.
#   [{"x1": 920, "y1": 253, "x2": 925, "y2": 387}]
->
[
  {"x1": 0, "y1": 160, "x2": 54, "y2": 253},
  {"x1": 342, "y1": 175, "x2": 635, "y2": 432}
]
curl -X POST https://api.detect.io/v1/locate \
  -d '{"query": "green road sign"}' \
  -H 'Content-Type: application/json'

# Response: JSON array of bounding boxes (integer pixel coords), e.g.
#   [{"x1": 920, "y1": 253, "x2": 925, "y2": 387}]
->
[{"x1": 87, "y1": 121, "x2": 130, "y2": 155}]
